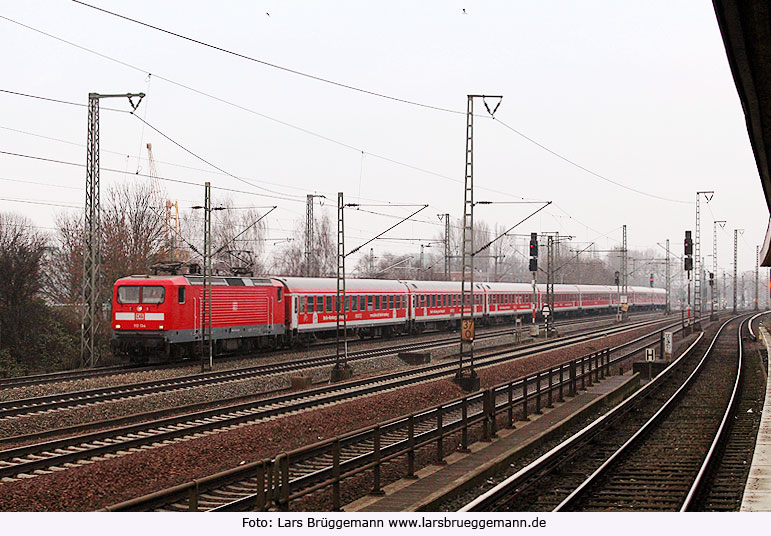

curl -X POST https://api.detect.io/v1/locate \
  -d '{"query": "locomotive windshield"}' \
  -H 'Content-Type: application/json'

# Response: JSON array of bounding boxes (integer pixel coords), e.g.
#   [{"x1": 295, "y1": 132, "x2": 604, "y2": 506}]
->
[{"x1": 117, "y1": 285, "x2": 165, "y2": 304}]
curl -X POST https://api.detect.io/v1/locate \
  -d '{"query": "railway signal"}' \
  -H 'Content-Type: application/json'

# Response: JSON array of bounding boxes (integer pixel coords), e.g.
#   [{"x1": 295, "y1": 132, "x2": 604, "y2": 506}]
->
[
  {"x1": 684, "y1": 231, "x2": 693, "y2": 257},
  {"x1": 529, "y1": 232, "x2": 538, "y2": 272},
  {"x1": 650, "y1": 273, "x2": 654, "y2": 287}
]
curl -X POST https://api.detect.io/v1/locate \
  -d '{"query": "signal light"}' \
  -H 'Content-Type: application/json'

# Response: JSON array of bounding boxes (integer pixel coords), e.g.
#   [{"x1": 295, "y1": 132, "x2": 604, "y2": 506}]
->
[
  {"x1": 684, "y1": 257, "x2": 693, "y2": 271},
  {"x1": 684, "y1": 231, "x2": 693, "y2": 256},
  {"x1": 709, "y1": 272, "x2": 714, "y2": 286},
  {"x1": 649, "y1": 273, "x2": 654, "y2": 287},
  {"x1": 529, "y1": 258, "x2": 538, "y2": 272},
  {"x1": 529, "y1": 232, "x2": 538, "y2": 257},
  {"x1": 614, "y1": 271, "x2": 620, "y2": 286}
]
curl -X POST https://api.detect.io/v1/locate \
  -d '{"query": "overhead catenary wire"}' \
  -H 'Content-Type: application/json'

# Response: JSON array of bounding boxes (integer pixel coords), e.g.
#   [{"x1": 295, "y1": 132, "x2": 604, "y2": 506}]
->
[
  {"x1": 492, "y1": 117, "x2": 692, "y2": 205},
  {"x1": 1, "y1": 15, "x2": 699, "y2": 245},
  {"x1": 71, "y1": 0, "x2": 462, "y2": 115},
  {"x1": 132, "y1": 115, "x2": 304, "y2": 201},
  {"x1": 0, "y1": 149, "x2": 301, "y2": 202},
  {"x1": 0, "y1": 17, "x2": 573, "y2": 204}
]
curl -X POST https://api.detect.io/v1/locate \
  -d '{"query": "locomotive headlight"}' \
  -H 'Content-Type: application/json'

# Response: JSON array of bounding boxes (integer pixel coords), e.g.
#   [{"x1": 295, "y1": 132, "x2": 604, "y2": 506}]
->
[
  {"x1": 159, "y1": 325, "x2": 164, "y2": 329},
  {"x1": 115, "y1": 324, "x2": 121, "y2": 329},
  {"x1": 137, "y1": 306, "x2": 143, "y2": 312}
]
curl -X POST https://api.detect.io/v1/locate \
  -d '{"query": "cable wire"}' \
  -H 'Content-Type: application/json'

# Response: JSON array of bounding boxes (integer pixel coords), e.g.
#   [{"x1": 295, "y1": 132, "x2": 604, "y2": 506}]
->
[
  {"x1": 72, "y1": 1, "x2": 463, "y2": 115},
  {"x1": 493, "y1": 116, "x2": 692, "y2": 205}
]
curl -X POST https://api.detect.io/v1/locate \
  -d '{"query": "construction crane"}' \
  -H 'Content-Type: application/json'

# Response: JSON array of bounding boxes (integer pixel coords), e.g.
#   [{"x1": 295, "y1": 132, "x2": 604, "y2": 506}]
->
[{"x1": 146, "y1": 143, "x2": 181, "y2": 261}]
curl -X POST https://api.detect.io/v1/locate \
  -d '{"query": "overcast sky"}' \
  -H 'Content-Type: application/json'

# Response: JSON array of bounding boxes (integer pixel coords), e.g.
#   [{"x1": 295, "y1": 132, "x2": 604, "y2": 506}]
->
[{"x1": 1, "y1": 1, "x2": 767, "y2": 275}]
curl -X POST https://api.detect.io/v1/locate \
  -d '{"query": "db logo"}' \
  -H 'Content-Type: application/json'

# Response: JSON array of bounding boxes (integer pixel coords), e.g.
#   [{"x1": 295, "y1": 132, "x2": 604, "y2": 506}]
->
[{"x1": 135, "y1": 312, "x2": 145, "y2": 320}]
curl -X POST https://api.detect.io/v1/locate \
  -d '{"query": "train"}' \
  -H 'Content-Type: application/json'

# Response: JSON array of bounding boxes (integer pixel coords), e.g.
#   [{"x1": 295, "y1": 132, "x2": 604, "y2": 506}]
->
[
  {"x1": 109, "y1": 275, "x2": 666, "y2": 362},
  {"x1": 110, "y1": 275, "x2": 666, "y2": 363}
]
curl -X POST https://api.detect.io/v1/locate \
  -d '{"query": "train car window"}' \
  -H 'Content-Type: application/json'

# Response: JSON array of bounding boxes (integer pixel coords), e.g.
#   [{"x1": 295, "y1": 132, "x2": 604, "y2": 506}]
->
[
  {"x1": 388, "y1": 295, "x2": 394, "y2": 309},
  {"x1": 375, "y1": 295, "x2": 381, "y2": 310},
  {"x1": 351, "y1": 295, "x2": 358, "y2": 311},
  {"x1": 367, "y1": 295, "x2": 373, "y2": 311},
  {"x1": 117, "y1": 286, "x2": 140, "y2": 304},
  {"x1": 142, "y1": 286, "x2": 165, "y2": 304},
  {"x1": 326, "y1": 296, "x2": 333, "y2": 312},
  {"x1": 307, "y1": 296, "x2": 314, "y2": 313},
  {"x1": 177, "y1": 287, "x2": 186, "y2": 304},
  {"x1": 316, "y1": 295, "x2": 323, "y2": 311}
]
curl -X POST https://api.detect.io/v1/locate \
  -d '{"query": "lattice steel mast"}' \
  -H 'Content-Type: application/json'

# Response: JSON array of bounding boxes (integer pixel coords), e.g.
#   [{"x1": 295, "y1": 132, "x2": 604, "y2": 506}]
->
[
  {"x1": 81, "y1": 92, "x2": 144, "y2": 368},
  {"x1": 694, "y1": 191, "x2": 714, "y2": 326},
  {"x1": 734, "y1": 229, "x2": 739, "y2": 313},
  {"x1": 665, "y1": 239, "x2": 670, "y2": 314},
  {"x1": 304, "y1": 194, "x2": 325, "y2": 276},
  {"x1": 456, "y1": 94, "x2": 501, "y2": 391}
]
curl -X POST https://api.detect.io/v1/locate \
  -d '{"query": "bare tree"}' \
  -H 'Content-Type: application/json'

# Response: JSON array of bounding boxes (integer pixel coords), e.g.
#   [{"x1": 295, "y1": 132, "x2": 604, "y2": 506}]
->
[
  {"x1": 211, "y1": 199, "x2": 267, "y2": 275},
  {"x1": 0, "y1": 213, "x2": 46, "y2": 349},
  {"x1": 272, "y1": 211, "x2": 335, "y2": 276},
  {"x1": 46, "y1": 182, "x2": 166, "y2": 306}
]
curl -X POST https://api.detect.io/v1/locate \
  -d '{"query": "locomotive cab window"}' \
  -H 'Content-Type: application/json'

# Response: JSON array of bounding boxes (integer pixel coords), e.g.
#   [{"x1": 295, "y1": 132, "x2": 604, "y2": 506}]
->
[
  {"x1": 117, "y1": 286, "x2": 140, "y2": 304},
  {"x1": 178, "y1": 287, "x2": 186, "y2": 304}
]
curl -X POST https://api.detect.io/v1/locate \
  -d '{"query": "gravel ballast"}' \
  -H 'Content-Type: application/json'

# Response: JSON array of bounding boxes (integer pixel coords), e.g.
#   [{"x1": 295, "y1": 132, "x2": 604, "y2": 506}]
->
[{"x1": 0, "y1": 319, "x2": 670, "y2": 511}]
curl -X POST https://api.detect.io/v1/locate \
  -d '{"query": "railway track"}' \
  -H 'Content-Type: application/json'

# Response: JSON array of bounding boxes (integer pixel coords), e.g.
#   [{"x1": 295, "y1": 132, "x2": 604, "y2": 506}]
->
[
  {"x1": 0, "y1": 316, "x2": 674, "y2": 485},
  {"x1": 0, "y1": 311, "x2": 661, "y2": 391},
  {"x1": 0, "y1": 313, "x2": 663, "y2": 420},
  {"x1": 460, "y1": 314, "x2": 749, "y2": 512},
  {"x1": 101, "y1": 316, "x2": 685, "y2": 512},
  {"x1": 685, "y1": 315, "x2": 767, "y2": 511}
]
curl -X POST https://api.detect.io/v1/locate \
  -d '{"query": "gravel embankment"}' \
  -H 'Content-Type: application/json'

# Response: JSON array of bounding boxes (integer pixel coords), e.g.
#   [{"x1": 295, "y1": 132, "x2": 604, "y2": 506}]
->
[
  {"x1": 0, "y1": 318, "x2": 669, "y2": 442},
  {"x1": 0, "y1": 314, "x2": 659, "y2": 402},
  {"x1": 0, "y1": 320, "x2": 669, "y2": 511}
]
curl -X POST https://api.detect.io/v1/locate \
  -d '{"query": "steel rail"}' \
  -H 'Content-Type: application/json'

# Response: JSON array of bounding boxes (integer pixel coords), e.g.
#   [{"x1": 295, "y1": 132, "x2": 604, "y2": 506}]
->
[
  {"x1": 0, "y1": 317, "x2": 673, "y2": 483},
  {"x1": 459, "y1": 327, "x2": 706, "y2": 512},
  {"x1": 0, "y1": 315, "x2": 665, "y2": 420},
  {"x1": 552, "y1": 316, "x2": 739, "y2": 511},
  {"x1": 680, "y1": 316, "x2": 747, "y2": 510},
  {"x1": 0, "y1": 310, "x2": 650, "y2": 390},
  {"x1": 747, "y1": 310, "x2": 769, "y2": 340}
]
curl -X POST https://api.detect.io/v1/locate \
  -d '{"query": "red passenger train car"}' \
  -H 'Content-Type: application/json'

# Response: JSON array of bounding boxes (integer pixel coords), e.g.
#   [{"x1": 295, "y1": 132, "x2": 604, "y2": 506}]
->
[{"x1": 110, "y1": 275, "x2": 666, "y2": 362}]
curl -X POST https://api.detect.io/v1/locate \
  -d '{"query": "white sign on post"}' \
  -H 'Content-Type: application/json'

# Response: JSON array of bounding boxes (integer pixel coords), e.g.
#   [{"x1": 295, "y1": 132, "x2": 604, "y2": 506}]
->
[
  {"x1": 542, "y1": 305, "x2": 551, "y2": 317},
  {"x1": 645, "y1": 348, "x2": 655, "y2": 362},
  {"x1": 664, "y1": 332, "x2": 673, "y2": 356}
]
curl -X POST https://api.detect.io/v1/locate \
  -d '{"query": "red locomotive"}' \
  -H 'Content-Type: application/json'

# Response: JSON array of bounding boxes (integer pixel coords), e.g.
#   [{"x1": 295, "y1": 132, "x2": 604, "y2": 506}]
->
[{"x1": 110, "y1": 275, "x2": 666, "y2": 362}]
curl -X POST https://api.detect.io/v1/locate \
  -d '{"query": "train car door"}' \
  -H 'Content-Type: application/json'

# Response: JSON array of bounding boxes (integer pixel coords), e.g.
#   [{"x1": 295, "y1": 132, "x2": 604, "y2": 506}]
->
[{"x1": 291, "y1": 295, "x2": 299, "y2": 330}]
